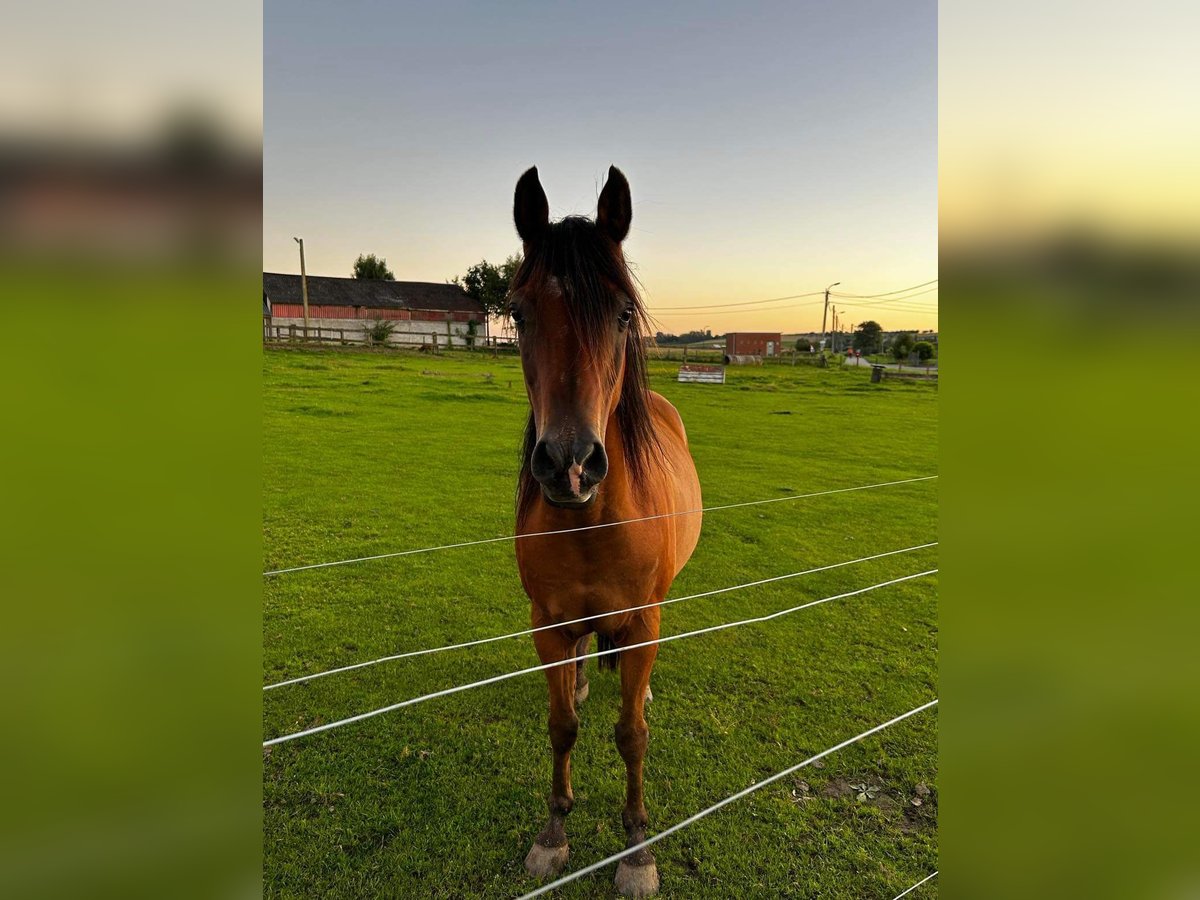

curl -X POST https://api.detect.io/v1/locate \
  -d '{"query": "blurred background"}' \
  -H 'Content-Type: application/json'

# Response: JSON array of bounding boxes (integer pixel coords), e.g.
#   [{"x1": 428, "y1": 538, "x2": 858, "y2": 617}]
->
[
  {"x1": 0, "y1": 2, "x2": 261, "y2": 899},
  {"x1": 2, "y1": 1, "x2": 1198, "y2": 898},
  {"x1": 941, "y1": 2, "x2": 1200, "y2": 898}
]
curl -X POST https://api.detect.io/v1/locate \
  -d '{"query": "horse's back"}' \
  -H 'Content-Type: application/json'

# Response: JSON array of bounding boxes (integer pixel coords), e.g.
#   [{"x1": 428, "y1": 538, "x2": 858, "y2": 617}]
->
[{"x1": 648, "y1": 391, "x2": 702, "y2": 575}]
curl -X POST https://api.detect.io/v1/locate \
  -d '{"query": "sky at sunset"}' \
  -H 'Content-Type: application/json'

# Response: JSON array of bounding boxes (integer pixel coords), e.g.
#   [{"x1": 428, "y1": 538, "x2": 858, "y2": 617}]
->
[{"x1": 265, "y1": 1, "x2": 937, "y2": 334}]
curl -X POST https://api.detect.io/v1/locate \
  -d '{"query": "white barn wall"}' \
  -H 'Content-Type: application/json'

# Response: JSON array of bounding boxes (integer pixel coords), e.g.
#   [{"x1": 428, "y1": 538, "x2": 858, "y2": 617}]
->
[{"x1": 269, "y1": 316, "x2": 474, "y2": 347}]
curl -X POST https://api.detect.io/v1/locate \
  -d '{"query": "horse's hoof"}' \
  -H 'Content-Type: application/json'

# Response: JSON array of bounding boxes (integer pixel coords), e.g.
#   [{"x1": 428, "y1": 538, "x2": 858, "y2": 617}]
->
[
  {"x1": 644, "y1": 684, "x2": 653, "y2": 703},
  {"x1": 615, "y1": 859, "x2": 659, "y2": 897},
  {"x1": 524, "y1": 841, "x2": 569, "y2": 878},
  {"x1": 575, "y1": 680, "x2": 589, "y2": 704}
]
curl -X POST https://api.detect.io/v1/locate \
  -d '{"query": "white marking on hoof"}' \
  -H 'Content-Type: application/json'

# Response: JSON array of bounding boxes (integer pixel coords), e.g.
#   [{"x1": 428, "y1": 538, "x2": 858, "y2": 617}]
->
[
  {"x1": 615, "y1": 859, "x2": 660, "y2": 897},
  {"x1": 575, "y1": 680, "x2": 590, "y2": 704},
  {"x1": 644, "y1": 684, "x2": 653, "y2": 703},
  {"x1": 524, "y1": 841, "x2": 569, "y2": 878}
]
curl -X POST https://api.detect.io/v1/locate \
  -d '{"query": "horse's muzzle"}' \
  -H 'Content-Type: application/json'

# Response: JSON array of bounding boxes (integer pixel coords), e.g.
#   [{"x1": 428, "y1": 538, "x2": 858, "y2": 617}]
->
[{"x1": 531, "y1": 433, "x2": 608, "y2": 505}]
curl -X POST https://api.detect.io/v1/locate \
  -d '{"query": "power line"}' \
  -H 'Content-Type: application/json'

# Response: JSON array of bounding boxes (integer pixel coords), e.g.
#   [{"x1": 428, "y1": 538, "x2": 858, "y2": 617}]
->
[
  {"x1": 832, "y1": 287, "x2": 939, "y2": 307},
  {"x1": 892, "y1": 871, "x2": 939, "y2": 899},
  {"x1": 264, "y1": 541, "x2": 937, "y2": 691},
  {"x1": 831, "y1": 280, "x2": 938, "y2": 299},
  {"x1": 516, "y1": 699, "x2": 940, "y2": 899},
  {"x1": 649, "y1": 291, "x2": 826, "y2": 312},
  {"x1": 647, "y1": 278, "x2": 937, "y2": 314},
  {"x1": 651, "y1": 300, "x2": 824, "y2": 318},
  {"x1": 262, "y1": 475, "x2": 938, "y2": 577},
  {"x1": 835, "y1": 302, "x2": 937, "y2": 314},
  {"x1": 834, "y1": 300, "x2": 939, "y2": 320},
  {"x1": 837, "y1": 306, "x2": 938, "y2": 319},
  {"x1": 262, "y1": 569, "x2": 937, "y2": 746}
]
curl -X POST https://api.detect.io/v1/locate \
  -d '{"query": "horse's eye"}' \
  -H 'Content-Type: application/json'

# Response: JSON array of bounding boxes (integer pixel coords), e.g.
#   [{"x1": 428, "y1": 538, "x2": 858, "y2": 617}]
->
[
  {"x1": 617, "y1": 307, "x2": 633, "y2": 328},
  {"x1": 509, "y1": 307, "x2": 525, "y2": 328}
]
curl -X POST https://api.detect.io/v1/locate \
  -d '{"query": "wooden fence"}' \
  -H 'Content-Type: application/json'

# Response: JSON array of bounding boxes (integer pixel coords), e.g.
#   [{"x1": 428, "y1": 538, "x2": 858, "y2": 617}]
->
[
  {"x1": 262, "y1": 329, "x2": 904, "y2": 371},
  {"x1": 647, "y1": 346, "x2": 725, "y2": 363},
  {"x1": 263, "y1": 323, "x2": 518, "y2": 354}
]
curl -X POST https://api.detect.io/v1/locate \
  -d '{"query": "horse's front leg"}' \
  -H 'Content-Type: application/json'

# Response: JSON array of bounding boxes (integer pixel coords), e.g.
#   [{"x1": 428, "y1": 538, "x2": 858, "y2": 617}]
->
[
  {"x1": 524, "y1": 629, "x2": 580, "y2": 879},
  {"x1": 613, "y1": 631, "x2": 660, "y2": 898},
  {"x1": 574, "y1": 633, "x2": 591, "y2": 704}
]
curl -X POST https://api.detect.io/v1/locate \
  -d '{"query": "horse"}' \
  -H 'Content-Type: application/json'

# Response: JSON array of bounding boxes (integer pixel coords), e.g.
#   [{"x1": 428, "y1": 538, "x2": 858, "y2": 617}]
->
[{"x1": 509, "y1": 166, "x2": 702, "y2": 898}]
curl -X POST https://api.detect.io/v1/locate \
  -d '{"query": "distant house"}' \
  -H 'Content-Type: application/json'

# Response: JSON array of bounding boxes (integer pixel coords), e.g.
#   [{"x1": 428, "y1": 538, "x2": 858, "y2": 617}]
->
[
  {"x1": 725, "y1": 332, "x2": 782, "y2": 359},
  {"x1": 262, "y1": 273, "x2": 486, "y2": 346}
]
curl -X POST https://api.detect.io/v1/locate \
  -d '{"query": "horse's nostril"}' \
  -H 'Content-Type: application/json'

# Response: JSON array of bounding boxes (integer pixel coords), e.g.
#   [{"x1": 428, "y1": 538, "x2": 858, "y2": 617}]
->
[
  {"x1": 570, "y1": 437, "x2": 607, "y2": 483},
  {"x1": 582, "y1": 441, "x2": 608, "y2": 483},
  {"x1": 531, "y1": 440, "x2": 562, "y2": 481}
]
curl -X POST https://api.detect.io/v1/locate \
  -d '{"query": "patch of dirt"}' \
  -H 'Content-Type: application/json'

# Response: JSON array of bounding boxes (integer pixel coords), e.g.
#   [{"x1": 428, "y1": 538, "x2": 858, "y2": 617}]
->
[
  {"x1": 815, "y1": 776, "x2": 935, "y2": 820},
  {"x1": 820, "y1": 778, "x2": 854, "y2": 799},
  {"x1": 788, "y1": 779, "x2": 812, "y2": 804},
  {"x1": 872, "y1": 794, "x2": 899, "y2": 812},
  {"x1": 901, "y1": 782, "x2": 938, "y2": 833}
]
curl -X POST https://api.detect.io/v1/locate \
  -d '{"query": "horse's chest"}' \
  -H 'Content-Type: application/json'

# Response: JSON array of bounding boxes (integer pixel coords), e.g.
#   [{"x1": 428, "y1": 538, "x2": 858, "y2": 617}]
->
[{"x1": 516, "y1": 530, "x2": 664, "y2": 611}]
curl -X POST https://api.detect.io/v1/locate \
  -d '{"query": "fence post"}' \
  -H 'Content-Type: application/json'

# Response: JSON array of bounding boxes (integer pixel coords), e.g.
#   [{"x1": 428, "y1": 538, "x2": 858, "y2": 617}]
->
[{"x1": 432, "y1": 333, "x2": 439, "y2": 354}]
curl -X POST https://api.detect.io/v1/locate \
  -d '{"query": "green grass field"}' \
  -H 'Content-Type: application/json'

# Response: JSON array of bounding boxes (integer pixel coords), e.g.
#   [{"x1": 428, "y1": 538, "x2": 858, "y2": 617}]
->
[{"x1": 263, "y1": 346, "x2": 938, "y2": 899}]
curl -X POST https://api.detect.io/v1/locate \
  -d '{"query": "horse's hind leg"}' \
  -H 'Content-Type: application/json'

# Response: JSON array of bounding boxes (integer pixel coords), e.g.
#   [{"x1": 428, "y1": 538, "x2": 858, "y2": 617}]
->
[
  {"x1": 613, "y1": 635, "x2": 660, "y2": 898},
  {"x1": 524, "y1": 630, "x2": 579, "y2": 879},
  {"x1": 574, "y1": 634, "x2": 591, "y2": 704}
]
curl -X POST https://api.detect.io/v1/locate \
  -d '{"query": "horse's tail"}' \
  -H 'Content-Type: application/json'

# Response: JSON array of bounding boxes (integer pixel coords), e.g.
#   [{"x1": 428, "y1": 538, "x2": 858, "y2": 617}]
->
[{"x1": 596, "y1": 634, "x2": 620, "y2": 671}]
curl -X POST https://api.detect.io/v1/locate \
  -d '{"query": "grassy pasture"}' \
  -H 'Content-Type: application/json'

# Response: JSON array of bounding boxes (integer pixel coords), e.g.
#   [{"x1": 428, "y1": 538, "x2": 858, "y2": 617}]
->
[{"x1": 263, "y1": 347, "x2": 938, "y2": 898}]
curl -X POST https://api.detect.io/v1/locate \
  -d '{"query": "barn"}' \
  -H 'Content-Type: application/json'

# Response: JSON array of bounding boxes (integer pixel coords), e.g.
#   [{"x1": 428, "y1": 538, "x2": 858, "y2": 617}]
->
[
  {"x1": 262, "y1": 273, "x2": 486, "y2": 347},
  {"x1": 725, "y1": 332, "x2": 782, "y2": 358}
]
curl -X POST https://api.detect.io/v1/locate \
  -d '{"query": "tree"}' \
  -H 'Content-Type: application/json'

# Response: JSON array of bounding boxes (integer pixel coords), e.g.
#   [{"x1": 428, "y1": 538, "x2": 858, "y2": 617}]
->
[
  {"x1": 851, "y1": 320, "x2": 883, "y2": 355},
  {"x1": 795, "y1": 337, "x2": 812, "y2": 352},
  {"x1": 656, "y1": 329, "x2": 715, "y2": 346},
  {"x1": 365, "y1": 318, "x2": 396, "y2": 345},
  {"x1": 913, "y1": 340, "x2": 935, "y2": 361},
  {"x1": 890, "y1": 332, "x2": 916, "y2": 361},
  {"x1": 352, "y1": 253, "x2": 395, "y2": 280},
  {"x1": 453, "y1": 254, "x2": 522, "y2": 320}
]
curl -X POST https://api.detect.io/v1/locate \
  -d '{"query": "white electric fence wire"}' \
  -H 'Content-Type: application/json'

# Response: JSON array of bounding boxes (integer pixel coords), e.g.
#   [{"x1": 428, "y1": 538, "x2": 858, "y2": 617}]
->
[
  {"x1": 515, "y1": 699, "x2": 940, "y2": 900},
  {"x1": 891, "y1": 870, "x2": 939, "y2": 899},
  {"x1": 262, "y1": 475, "x2": 938, "y2": 576},
  {"x1": 262, "y1": 569, "x2": 936, "y2": 747},
  {"x1": 264, "y1": 541, "x2": 938, "y2": 691}
]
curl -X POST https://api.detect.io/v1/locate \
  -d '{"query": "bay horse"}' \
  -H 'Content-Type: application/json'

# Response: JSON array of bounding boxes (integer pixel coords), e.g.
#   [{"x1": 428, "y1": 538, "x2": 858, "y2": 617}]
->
[{"x1": 510, "y1": 166, "x2": 702, "y2": 897}]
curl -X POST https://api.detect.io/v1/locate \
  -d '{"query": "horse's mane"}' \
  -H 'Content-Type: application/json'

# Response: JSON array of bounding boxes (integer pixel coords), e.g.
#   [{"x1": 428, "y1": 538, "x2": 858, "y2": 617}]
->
[{"x1": 511, "y1": 216, "x2": 662, "y2": 521}]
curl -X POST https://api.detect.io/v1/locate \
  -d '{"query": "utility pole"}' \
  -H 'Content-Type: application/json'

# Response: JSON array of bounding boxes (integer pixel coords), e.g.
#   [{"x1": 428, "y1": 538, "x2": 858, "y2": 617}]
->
[
  {"x1": 821, "y1": 281, "x2": 840, "y2": 354},
  {"x1": 294, "y1": 237, "x2": 310, "y2": 339}
]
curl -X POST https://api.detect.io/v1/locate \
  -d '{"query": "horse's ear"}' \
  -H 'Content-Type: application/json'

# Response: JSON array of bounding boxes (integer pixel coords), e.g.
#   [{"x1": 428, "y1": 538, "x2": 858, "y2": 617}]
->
[
  {"x1": 596, "y1": 165, "x2": 632, "y2": 244},
  {"x1": 514, "y1": 166, "x2": 549, "y2": 247}
]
